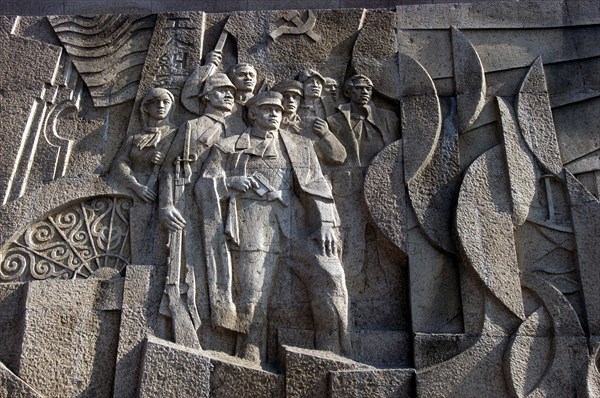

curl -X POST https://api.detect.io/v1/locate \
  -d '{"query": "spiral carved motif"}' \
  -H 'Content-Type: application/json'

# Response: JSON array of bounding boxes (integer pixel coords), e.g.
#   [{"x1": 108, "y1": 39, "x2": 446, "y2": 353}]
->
[{"x1": 0, "y1": 196, "x2": 132, "y2": 282}]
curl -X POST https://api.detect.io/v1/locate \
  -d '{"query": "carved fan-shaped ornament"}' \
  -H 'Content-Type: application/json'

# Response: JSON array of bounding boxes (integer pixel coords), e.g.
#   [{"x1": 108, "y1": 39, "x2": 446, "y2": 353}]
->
[{"x1": 0, "y1": 196, "x2": 132, "y2": 282}]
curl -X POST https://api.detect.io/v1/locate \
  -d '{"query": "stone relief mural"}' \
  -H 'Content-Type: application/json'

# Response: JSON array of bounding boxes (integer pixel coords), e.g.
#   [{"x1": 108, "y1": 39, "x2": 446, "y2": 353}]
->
[{"x1": 0, "y1": 2, "x2": 598, "y2": 396}]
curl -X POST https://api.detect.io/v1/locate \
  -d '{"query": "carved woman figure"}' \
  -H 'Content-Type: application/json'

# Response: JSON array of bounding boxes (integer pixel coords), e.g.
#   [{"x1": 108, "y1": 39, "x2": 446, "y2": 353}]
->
[
  {"x1": 112, "y1": 87, "x2": 178, "y2": 265},
  {"x1": 115, "y1": 87, "x2": 177, "y2": 202}
]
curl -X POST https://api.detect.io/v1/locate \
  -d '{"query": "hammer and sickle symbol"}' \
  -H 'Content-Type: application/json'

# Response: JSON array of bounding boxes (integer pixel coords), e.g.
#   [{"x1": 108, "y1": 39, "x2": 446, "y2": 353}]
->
[{"x1": 269, "y1": 10, "x2": 321, "y2": 42}]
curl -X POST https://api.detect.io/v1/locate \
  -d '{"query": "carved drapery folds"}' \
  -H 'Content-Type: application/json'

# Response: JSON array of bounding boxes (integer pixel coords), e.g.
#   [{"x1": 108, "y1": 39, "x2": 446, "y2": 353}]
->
[{"x1": 0, "y1": 196, "x2": 131, "y2": 282}]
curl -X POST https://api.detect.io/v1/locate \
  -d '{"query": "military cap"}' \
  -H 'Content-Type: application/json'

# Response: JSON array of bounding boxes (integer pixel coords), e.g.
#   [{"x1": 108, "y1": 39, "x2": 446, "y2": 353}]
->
[
  {"x1": 297, "y1": 68, "x2": 326, "y2": 83},
  {"x1": 246, "y1": 91, "x2": 284, "y2": 111},
  {"x1": 200, "y1": 73, "x2": 236, "y2": 98},
  {"x1": 272, "y1": 79, "x2": 303, "y2": 96}
]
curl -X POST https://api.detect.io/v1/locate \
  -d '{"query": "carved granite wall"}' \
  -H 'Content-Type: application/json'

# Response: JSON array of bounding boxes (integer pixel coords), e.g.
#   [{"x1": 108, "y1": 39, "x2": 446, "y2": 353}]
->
[{"x1": 0, "y1": 1, "x2": 598, "y2": 397}]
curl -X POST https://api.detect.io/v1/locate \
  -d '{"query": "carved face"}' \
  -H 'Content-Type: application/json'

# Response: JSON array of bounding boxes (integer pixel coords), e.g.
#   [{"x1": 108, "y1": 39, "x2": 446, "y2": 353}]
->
[
  {"x1": 348, "y1": 83, "x2": 372, "y2": 105},
  {"x1": 251, "y1": 104, "x2": 282, "y2": 130},
  {"x1": 282, "y1": 92, "x2": 302, "y2": 114},
  {"x1": 303, "y1": 76, "x2": 323, "y2": 99},
  {"x1": 205, "y1": 87, "x2": 235, "y2": 111},
  {"x1": 232, "y1": 65, "x2": 257, "y2": 93},
  {"x1": 145, "y1": 93, "x2": 173, "y2": 121},
  {"x1": 324, "y1": 81, "x2": 338, "y2": 100}
]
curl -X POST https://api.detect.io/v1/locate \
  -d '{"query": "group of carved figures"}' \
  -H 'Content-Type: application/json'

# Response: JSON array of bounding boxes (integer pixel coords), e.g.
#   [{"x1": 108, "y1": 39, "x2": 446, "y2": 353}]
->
[{"x1": 113, "y1": 52, "x2": 399, "y2": 365}]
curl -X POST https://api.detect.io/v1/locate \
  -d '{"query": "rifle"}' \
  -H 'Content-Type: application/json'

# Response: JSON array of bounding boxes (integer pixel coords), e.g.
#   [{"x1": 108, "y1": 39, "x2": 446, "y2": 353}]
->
[{"x1": 162, "y1": 147, "x2": 202, "y2": 349}]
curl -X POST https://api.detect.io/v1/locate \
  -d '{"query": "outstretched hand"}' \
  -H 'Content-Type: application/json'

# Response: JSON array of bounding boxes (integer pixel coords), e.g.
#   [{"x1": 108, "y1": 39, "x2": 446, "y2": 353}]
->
[{"x1": 311, "y1": 223, "x2": 339, "y2": 257}]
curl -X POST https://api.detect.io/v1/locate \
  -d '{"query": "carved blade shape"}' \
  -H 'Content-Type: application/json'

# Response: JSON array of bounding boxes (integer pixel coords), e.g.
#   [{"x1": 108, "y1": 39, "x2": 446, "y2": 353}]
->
[
  {"x1": 456, "y1": 146, "x2": 525, "y2": 320},
  {"x1": 364, "y1": 140, "x2": 407, "y2": 253},
  {"x1": 497, "y1": 97, "x2": 537, "y2": 226},
  {"x1": 566, "y1": 170, "x2": 600, "y2": 336},
  {"x1": 451, "y1": 27, "x2": 486, "y2": 133},
  {"x1": 399, "y1": 53, "x2": 441, "y2": 185},
  {"x1": 516, "y1": 57, "x2": 563, "y2": 176}
]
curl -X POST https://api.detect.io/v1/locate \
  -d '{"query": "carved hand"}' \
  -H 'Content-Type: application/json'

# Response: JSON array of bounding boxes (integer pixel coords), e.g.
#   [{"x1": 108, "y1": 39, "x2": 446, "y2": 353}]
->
[
  {"x1": 206, "y1": 50, "x2": 222, "y2": 68},
  {"x1": 312, "y1": 118, "x2": 330, "y2": 138},
  {"x1": 160, "y1": 206, "x2": 187, "y2": 232},
  {"x1": 311, "y1": 223, "x2": 339, "y2": 257},
  {"x1": 151, "y1": 151, "x2": 164, "y2": 165},
  {"x1": 226, "y1": 176, "x2": 260, "y2": 192},
  {"x1": 133, "y1": 183, "x2": 157, "y2": 202}
]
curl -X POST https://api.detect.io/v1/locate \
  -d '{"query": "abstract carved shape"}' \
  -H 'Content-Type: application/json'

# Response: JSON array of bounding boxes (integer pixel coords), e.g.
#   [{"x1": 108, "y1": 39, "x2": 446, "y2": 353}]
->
[
  {"x1": 566, "y1": 170, "x2": 600, "y2": 336},
  {"x1": 269, "y1": 10, "x2": 321, "y2": 42},
  {"x1": 406, "y1": 97, "x2": 460, "y2": 253},
  {"x1": 505, "y1": 272, "x2": 588, "y2": 397},
  {"x1": 364, "y1": 140, "x2": 407, "y2": 252},
  {"x1": 399, "y1": 53, "x2": 457, "y2": 252},
  {"x1": 516, "y1": 57, "x2": 563, "y2": 176},
  {"x1": 352, "y1": 9, "x2": 398, "y2": 100},
  {"x1": 399, "y1": 53, "x2": 441, "y2": 186},
  {"x1": 456, "y1": 146, "x2": 525, "y2": 320},
  {"x1": 451, "y1": 27, "x2": 486, "y2": 133},
  {"x1": 0, "y1": 196, "x2": 132, "y2": 282},
  {"x1": 48, "y1": 15, "x2": 156, "y2": 107},
  {"x1": 497, "y1": 97, "x2": 537, "y2": 226}
]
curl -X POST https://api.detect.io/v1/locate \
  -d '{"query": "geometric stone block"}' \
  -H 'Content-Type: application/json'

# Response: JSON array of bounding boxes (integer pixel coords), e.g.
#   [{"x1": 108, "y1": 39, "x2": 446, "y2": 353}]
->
[
  {"x1": 17, "y1": 278, "x2": 123, "y2": 397},
  {"x1": 0, "y1": 283, "x2": 26, "y2": 372},
  {"x1": 208, "y1": 351, "x2": 284, "y2": 398},
  {"x1": 284, "y1": 346, "x2": 372, "y2": 398},
  {"x1": 330, "y1": 368, "x2": 415, "y2": 398},
  {"x1": 113, "y1": 265, "x2": 157, "y2": 398},
  {"x1": 138, "y1": 336, "x2": 210, "y2": 398}
]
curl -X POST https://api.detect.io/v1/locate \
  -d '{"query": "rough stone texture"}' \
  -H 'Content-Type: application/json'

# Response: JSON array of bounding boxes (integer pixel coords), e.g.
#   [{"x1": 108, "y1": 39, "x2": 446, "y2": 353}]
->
[
  {"x1": 0, "y1": 361, "x2": 43, "y2": 398},
  {"x1": 17, "y1": 278, "x2": 123, "y2": 397},
  {"x1": 0, "y1": 1, "x2": 598, "y2": 397},
  {"x1": 138, "y1": 335, "x2": 211, "y2": 397},
  {"x1": 208, "y1": 351, "x2": 284, "y2": 397},
  {"x1": 330, "y1": 368, "x2": 415, "y2": 398},
  {"x1": 284, "y1": 346, "x2": 372, "y2": 397}
]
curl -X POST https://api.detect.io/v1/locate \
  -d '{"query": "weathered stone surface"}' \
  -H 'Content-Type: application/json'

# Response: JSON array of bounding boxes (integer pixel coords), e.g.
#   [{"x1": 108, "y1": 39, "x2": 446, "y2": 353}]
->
[
  {"x1": 0, "y1": 361, "x2": 43, "y2": 398},
  {"x1": 113, "y1": 265, "x2": 161, "y2": 398},
  {"x1": 456, "y1": 146, "x2": 525, "y2": 321},
  {"x1": 567, "y1": 171, "x2": 600, "y2": 336},
  {"x1": 0, "y1": 2, "x2": 598, "y2": 397},
  {"x1": 452, "y1": 27, "x2": 486, "y2": 133},
  {"x1": 18, "y1": 278, "x2": 122, "y2": 397},
  {"x1": 416, "y1": 336, "x2": 512, "y2": 397},
  {"x1": 516, "y1": 57, "x2": 564, "y2": 176},
  {"x1": 284, "y1": 346, "x2": 372, "y2": 398},
  {"x1": 138, "y1": 335, "x2": 211, "y2": 398},
  {"x1": 330, "y1": 368, "x2": 415, "y2": 398},
  {"x1": 497, "y1": 97, "x2": 537, "y2": 226},
  {"x1": 398, "y1": 1, "x2": 600, "y2": 30},
  {"x1": 208, "y1": 351, "x2": 284, "y2": 397}
]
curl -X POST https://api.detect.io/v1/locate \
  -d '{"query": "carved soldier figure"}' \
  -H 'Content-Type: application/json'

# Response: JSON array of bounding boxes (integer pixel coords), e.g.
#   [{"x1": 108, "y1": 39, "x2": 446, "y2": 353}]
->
[
  {"x1": 198, "y1": 91, "x2": 351, "y2": 365},
  {"x1": 229, "y1": 63, "x2": 257, "y2": 106},
  {"x1": 324, "y1": 77, "x2": 339, "y2": 103},
  {"x1": 297, "y1": 68, "x2": 336, "y2": 120},
  {"x1": 158, "y1": 73, "x2": 237, "y2": 348},
  {"x1": 326, "y1": 74, "x2": 400, "y2": 278},
  {"x1": 224, "y1": 63, "x2": 259, "y2": 134},
  {"x1": 273, "y1": 79, "x2": 346, "y2": 166}
]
